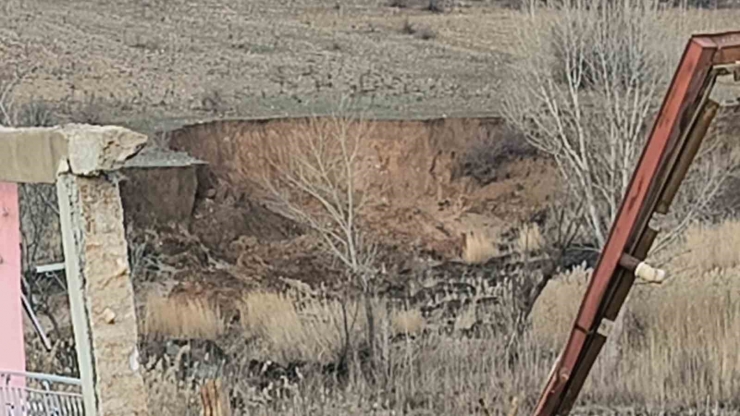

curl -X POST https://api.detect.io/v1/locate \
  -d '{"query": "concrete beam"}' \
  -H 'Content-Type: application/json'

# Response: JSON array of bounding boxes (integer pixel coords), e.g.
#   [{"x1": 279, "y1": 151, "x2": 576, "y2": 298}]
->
[
  {"x1": 0, "y1": 127, "x2": 67, "y2": 183},
  {"x1": 0, "y1": 124, "x2": 146, "y2": 183},
  {"x1": 57, "y1": 172, "x2": 148, "y2": 416}
]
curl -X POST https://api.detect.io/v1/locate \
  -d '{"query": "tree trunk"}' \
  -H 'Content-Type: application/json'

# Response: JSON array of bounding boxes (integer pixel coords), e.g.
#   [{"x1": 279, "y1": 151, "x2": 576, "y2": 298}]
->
[{"x1": 364, "y1": 293, "x2": 376, "y2": 375}]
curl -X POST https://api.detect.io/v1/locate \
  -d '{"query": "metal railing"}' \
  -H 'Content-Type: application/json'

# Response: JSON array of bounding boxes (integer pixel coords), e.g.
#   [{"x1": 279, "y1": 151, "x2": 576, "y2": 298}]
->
[{"x1": 0, "y1": 370, "x2": 84, "y2": 416}]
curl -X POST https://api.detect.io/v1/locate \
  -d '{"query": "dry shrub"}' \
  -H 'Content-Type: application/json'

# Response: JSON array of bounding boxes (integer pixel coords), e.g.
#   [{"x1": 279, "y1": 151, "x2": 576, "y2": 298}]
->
[
  {"x1": 144, "y1": 295, "x2": 224, "y2": 340},
  {"x1": 515, "y1": 222, "x2": 544, "y2": 253},
  {"x1": 144, "y1": 351, "x2": 200, "y2": 416},
  {"x1": 455, "y1": 126, "x2": 537, "y2": 186},
  {"x1": 531, "y1": 264, "x2": 591, "y2": 348},
  {"x1": 677, "y1": 220, "x2": 740, "y2": 272},
  {"x1": 15, "y1": 99, "x2": 56, "y2": 127},
  {"x1": 401, "y1": 18, "x2": 416, "y2": 35},
  {"x1": 391, "y1": 308, "x2": 424, "y2": 336},
  {"x1": 416, "y1": 27, "x2": 437, "y2": 40},
  {"x1": 462, "y1": 231, "x2": 499, "y2": 264},
  {"x1": 239, "y1": 291, "x2": 347, "y2": 363},
  {"x1": 426, "y1": 0, "x2": 444, "y2": 13}
]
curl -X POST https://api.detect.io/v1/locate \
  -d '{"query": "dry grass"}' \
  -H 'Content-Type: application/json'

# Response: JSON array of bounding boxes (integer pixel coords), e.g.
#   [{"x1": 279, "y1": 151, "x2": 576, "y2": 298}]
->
[
  {"x1": 238, "y1": 292, "x2": 427, "y2": 364},
  {"x1": 462, "y1": 231, "x2": 499, "y2": 264},
  {"x1": 152, "y1": 325, "x2": 548, "y2": 415},
  {"x1": 144, "y1": 295, "x2": 224, "y2": 340},
  {"x1": 142, "y1": 216, "x2": 740, "y2": 414},
  {"x1": 531, "y1": 219, "x2": 740, "y2": 410},
  {"x1": 676, "y1": 220, "x2": 740, "y2": 272},
  {"x1": 391, "y1": 308, "x2": 424, "y2": 336},
  {"x1": 239, "y1": 291, "x2": 351, "y2": 363},
  {"x1": 144, "y1": 354, "x2": 200, "y2": 416},
  {"x1": 531, "y1": 264, "x2": 591, "y2": 348},
  {"x1": 140, "y1": 218, "x2": 740, "y2": 414},
  {"x1": 515, "y1": 222, "x2": 544, "y2": 253}
]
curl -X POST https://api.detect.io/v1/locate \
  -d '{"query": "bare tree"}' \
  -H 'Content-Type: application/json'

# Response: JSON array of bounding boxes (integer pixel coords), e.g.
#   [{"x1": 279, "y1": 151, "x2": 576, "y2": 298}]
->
[
  {"x1": 0, "y1": 75, "x2": 22, "y2": 126},
  {"x1": 261, "y1": 112, "x2": 379, "y2": 374},
  {"x1": 502, "y1": 0, "x2": 732, "y2": 251}
]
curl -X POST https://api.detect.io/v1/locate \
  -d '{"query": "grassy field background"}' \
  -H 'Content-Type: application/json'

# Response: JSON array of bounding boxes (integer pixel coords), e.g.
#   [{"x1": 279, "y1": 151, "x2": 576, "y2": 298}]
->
[{"x1": 6, "y1": 0, "x2": 740, "y2": 415}]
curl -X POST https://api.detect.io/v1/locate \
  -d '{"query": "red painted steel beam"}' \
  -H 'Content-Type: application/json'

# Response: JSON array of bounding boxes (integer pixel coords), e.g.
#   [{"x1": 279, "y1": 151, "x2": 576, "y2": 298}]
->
[{"x1": 533, "y1": 31, "x2": 740, "y2": 416}]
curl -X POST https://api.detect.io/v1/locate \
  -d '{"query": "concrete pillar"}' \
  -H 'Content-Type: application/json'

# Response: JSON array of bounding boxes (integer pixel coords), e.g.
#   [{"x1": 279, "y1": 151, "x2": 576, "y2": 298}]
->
[
  {"x1": 0, "y1": 182, "x2": 24, "y2": 380},
  {"x1": 57, "y1": 172, "x2": 148, "y2": 416},
  {"x1": 56, "y1": 126, "x2": 149, "y2": 416}
]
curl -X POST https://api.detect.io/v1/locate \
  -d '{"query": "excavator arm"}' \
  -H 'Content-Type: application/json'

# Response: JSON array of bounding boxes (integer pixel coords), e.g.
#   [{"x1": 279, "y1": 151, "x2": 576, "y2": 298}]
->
[{"x1": 533, "y1": 31, "x2": 740, "y2": 416}]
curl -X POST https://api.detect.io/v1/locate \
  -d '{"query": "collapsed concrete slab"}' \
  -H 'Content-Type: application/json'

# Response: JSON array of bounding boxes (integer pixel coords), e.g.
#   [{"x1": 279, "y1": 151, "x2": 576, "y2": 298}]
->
[{"x1": 119, "y1": 147, "x2": 204, "y2": 228}]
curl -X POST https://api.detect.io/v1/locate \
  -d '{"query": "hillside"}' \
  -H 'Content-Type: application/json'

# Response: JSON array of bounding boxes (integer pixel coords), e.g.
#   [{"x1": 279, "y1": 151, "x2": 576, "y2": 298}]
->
[{"x1": 6, "y1": 1, "x2": 740, "y2": 415}]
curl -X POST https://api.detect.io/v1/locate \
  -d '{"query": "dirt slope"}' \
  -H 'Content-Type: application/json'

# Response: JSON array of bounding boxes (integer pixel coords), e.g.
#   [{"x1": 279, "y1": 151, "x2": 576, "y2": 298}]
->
[{"x1": 167, "y1": 116, "x2": 557, "y2": 260}]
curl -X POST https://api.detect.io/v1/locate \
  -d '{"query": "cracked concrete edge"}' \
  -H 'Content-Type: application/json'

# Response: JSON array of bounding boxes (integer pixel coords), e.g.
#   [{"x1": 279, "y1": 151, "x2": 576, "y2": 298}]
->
[
  {"x1": 61, "y1": 124, "x2": 148, "y2": 176},
  {"x1": 0, "y1": 124, "x2": 147, "y2": 183}
]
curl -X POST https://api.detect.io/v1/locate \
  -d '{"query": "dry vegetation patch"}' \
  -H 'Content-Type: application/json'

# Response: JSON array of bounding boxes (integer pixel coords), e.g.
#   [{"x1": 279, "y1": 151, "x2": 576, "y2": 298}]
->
[
  {"x1": 678, "y1": 220, "x2": 740, "y2": 272},
  {"x1": 533, "y1": 219, "x2": 740, "y2": 409},
  {"x1": 239, "y1": 291, "x2": 347, "y2": 363},
  {"x1": 461, "y1": 231, "x2": 500, "y2": 264},
  {"x1": 144, "y1": 295, "x2": 225, "y2": 340}
]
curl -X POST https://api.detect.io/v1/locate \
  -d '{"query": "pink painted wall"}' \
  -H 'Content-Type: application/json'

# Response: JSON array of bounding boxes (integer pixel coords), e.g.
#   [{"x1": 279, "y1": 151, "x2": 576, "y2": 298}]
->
[{"x1": 0, "y1": 182, "x2": 24, "y2": 382}]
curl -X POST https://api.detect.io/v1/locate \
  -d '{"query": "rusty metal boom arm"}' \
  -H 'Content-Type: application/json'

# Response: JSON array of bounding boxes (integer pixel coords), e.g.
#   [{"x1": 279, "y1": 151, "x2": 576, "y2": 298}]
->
[{"x1": 533, "y1": 31, "x2": 740, "y2": 416}]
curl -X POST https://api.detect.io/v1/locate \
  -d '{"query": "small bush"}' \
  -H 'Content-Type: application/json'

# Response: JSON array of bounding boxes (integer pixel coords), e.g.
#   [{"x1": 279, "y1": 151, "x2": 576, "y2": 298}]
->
[
  {"x1": 71, "y1": 93, "x2": 107, "y2": 125},
  {"x1": 417, "y1": 27, "x2": 437, "y2": 40},
  {"x1": 462, "y1": 231, "x2": 499, "y2": 264},
  {"x1": 391, "y1": 308, "x2": 424, "y2": 336},
  {"x1": 144, "y1": 295, "x2": 225, "y2": 340},
  {"x1": 389, "y1": 0, "x2": 408, "y2": 8},
  {"x1": 515, "y1": 223, "x2": 544, "y2": 253},
  {"x1": 455, "y1": 127, "x2": 537, "y2": 186},
  {"x1": 426, "y1": 0, "x2": 444, "y2": 12},
  {"x1": 401, "y1": 18, "x2": 416, "y2": 35},
  {"x1": 400, "y1": 19, "x2": 437, "y2": 40},
  {"x1": 239, "y1": 291, "x2": 348, "y2": 363},
  {"x1": 677, "y1": 220, "x2": 740, "y2": 272},
  {"x1": 16, "y1": 100, "x2": 56, "y2": 127},
  {"x1": 201, "y1": 88, "x2": 226, "y2": 114}
]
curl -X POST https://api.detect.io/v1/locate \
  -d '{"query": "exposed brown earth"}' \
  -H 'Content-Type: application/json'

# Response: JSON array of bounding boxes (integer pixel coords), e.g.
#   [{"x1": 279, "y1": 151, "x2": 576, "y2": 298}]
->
[
  {"x1": 109, "y1": 116, "x2": 555, "y2": 320},
  {"x1": 168, "y1": 116, "x2": 556, "y2": 256}
]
